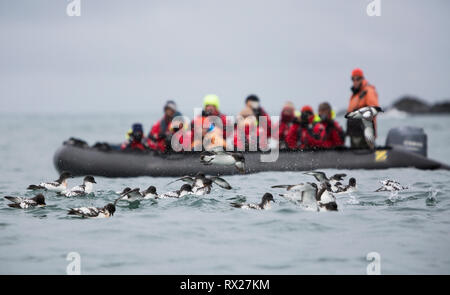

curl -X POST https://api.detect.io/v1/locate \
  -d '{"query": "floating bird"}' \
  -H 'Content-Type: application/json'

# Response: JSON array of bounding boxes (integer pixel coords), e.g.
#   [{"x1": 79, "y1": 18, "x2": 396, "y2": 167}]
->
[
  {"x1": 168, "y1": 172, "x2": 232, "y2": 191},
  {"x1": 168, "y1": 172, "x2": 232, "y2": 190},
  {"x1": 272, "y1": 182, "x2": 320, "y2": 207},
  {"x1": 4, "y1": 194, "x2": 46, "y2": 209},
  {"x1": 231, "y1": 193, "x2": 275, "y2": 210},
  {"x1": 375, "y1": 179, "x2": 408, "y2": 192},
  {"x1": 63, "y1": 176, "x2": 96, "y2": 197},
  {"x1": 200, "y1": 151, "x2": 245, "y2": 173},
  {"x1": 316, "y1": 183, "x2": 338, "y2": 211},
  {"x1": 192, "y1": 178, "x2": 213, "y2": 195},
  {"x1": 158, "y1": 184, "x2": 194, "y2": 199},
  {"x1": 345, "y1": 106, "x2": 384, "y2": 149},
  {"x1": 67, "y1": 203, "x2": 116, "y2": 218},
  {"x1": 335, "y1": 178, "x2": 357, "y2": 194},
  {"x1": 303, "y1": 171, "x2": 347, "y2": 192},
  {"x1": 118, "y1": 187, "x2": 143, "y2": 202},
  {"x1": 303, "y1": 171, "x2": 346, "y2": 185},
  {"x1": 27, "y1": 172, "x2": 72, "y2": 193},
  {"x1": 142, "y1": 186, "x2": 158, "y2": 199},
  {"x1": 272, "y1": 182, "x2": 337, "y2": 211}
]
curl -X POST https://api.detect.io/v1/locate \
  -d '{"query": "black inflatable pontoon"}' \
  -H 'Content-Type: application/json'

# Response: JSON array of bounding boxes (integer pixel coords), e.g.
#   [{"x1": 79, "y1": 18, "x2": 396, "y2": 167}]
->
[{"x1": 53, "y1": 139, "x2": 450, "y2": 177}]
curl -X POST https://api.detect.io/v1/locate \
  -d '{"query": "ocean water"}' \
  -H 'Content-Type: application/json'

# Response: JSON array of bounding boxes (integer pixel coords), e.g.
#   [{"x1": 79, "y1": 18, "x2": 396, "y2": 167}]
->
[{"x1": 0, "y1": 112, "x2": 449, "y2": 274}]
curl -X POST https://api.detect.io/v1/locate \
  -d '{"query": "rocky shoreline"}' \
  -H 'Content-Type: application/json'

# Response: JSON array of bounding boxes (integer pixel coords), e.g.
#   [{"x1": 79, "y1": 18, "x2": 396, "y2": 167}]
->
[{"x1": 391, "y1": 96, "x2": 450, "y2": 114}]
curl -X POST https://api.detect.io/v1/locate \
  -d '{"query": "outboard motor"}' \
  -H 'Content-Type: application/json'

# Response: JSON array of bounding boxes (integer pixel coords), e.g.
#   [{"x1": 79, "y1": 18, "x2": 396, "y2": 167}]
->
[{"x1": 386, "y1": 126, "x2": 427, "y2": 157}]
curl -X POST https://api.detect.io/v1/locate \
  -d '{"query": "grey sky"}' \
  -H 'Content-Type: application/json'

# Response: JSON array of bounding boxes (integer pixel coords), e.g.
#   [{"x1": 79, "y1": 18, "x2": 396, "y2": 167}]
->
[{"x1": 0, "y1": 0, "x2": 449, "y2": 115}]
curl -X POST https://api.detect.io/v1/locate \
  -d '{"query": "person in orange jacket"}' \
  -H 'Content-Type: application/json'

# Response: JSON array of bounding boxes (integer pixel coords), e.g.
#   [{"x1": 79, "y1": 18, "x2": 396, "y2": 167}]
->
[{"x1": 347, "y1": 68, "x2": 380, "y2": 148}]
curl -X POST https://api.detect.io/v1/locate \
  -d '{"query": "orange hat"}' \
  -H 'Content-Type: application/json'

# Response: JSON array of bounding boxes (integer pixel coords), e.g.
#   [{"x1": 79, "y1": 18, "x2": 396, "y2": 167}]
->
[
  {"x1": 301, "y1": 105, "x2": 314, "y2": 113},
  {"x1": 351, "y1": 68, "x2": 364, "y2": 77}
]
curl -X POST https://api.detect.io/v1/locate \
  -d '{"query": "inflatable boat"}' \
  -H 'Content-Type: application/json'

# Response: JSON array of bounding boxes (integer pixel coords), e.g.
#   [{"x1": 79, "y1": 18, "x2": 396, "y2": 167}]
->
[{"x1": 53, "y1": 127, "x2": 450, "y2": 177}]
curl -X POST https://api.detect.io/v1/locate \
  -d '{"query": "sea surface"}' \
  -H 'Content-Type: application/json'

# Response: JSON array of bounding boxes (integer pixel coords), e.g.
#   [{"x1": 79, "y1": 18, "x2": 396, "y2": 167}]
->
[{"x1": 0, "y1": 112, "x2": 449, "y2": 274}]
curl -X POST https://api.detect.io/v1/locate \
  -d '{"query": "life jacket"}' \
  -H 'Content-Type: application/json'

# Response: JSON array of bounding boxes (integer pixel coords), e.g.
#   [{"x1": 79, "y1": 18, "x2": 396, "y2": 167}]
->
[
  {"x1": 314, "y1": 120, "x2": 345, "y2": 148},
  {"x1": 285, "y1": 123, "x2": 322, "y2": 150},
  {"x1": 347, "y1": 80, "x2": 380, "y2": 138},
  {"x1": 121, "y1": 140, "x2": 146, "y2": 151},
  {"x1": 148, "y1": 114, "x2": 183, "y2": 152}
]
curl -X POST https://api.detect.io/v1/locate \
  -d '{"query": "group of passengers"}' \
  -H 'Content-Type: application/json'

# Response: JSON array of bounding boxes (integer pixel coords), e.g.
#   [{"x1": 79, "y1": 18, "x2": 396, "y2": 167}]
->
[{"x1": 121, "y1": 68, "x2": 379, "y2": 152}]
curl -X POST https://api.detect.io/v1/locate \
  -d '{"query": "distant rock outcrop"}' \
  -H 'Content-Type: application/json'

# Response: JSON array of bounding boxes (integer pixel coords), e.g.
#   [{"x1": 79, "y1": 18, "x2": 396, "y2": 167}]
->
[{"x1": 392, "y1": 96, "x2": 450, "y2": 114}]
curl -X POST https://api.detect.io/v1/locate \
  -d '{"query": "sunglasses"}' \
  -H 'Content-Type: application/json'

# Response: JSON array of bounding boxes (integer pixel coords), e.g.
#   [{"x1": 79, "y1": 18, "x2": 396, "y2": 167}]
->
[{"x1": 351, "y1": 76, "x2": 362, "y2": 82}]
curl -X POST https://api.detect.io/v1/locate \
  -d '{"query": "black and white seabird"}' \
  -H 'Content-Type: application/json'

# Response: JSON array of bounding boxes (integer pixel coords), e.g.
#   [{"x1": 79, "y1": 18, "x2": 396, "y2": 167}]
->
[
  {"x1": 345, "y1": 106, "x2": 384, "y2": 149},
  {"x1": 4, "y1": 194, "x2": 46, "y2": 209},
  {"x1": 303, "y1": 171, "x2": 346, "y2": 185},
  {"x1": 272, "y1": 182, "x2": 337, "y2": 211},
  {"x1": 64, "y1": 176, "x2": 96, "y2": 197},
  {"x1": 118, "y1": 187, "x2": 143, "y2": 202},
  {"x1": 158, "y1": 184, "x2": 194, "y2": 199},
  {"x1": 200, "y1": 151, "x2": 245, "y2": 173},
  {"x1": 336, "y1": 177, "x2": 357, "y2": 193},
  {"x1": 316, "y1": 183, "x2": 338, "y2": 211},
  {"x1": 67, "y1": 203, "x2": 116, "y2": 218},
  {"x1": 303, "y1": 171, "x2": 348, "y2": 193},
  {"x1": 27, "y1": 172, "x2": 72, "y2": 193},
  {"x1": 231, "y1": 193, "x2": 275, "y2": 210},
  {"x1": 375, "y1": 179, "x2": 408, "y2": 192},
  {"x1": 272, "y1": 182, "x2": 319, "y2": 207},
  {"x1": 168, "y1": 172, "x2": 232, "y2": 191},
  {"x1": 193, "y1": 178, "x2": 213, "y2": 195},
  {"x1": 142, "y1": 186, "x2": 158, "y2": 199}
]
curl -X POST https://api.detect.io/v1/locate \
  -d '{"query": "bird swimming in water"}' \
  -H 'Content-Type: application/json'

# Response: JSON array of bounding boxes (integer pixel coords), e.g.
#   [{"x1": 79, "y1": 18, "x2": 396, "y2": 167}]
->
[
  {"x1": 4, "y1": 194, "x2": 46, "y2": 209},
  {"x1": 118, "y1": 187, "x2": 143, "y2": 202},
  {"x1": 27, "y1": 172, "x2": 72, "y2": 193},
  {"x1": 272, "y1": 182, "x2": 338, "y2": 211},
  {"x1": 200, "y1": 151, "x2": 245, "y2": 173},
  {"x1": 303, "y1": 171, "x2": 346, "y2": 185},
  {"x1": 231, "y1": 193, "x2": 275, "y2": 210},
  {"x1": 345, "y1": 106, "x2": 383, "y2": 149},
  {"x1": 158, "y1": 184, "x2": 194, "y2": 199},
  {"x1": 67, "y1": 203, "x2": 117, "y2": 218},
  {"x1": 303, "y1": 171, "x2": 347, "y2": 193},
  {"x1": 63, "y1": 176, "x2": 96, "y2": 197},
  {"x1": 375, "y1": 179, "x2": 408, "y2": 192},
  {"x1": 192, "y1": 178, "x2": 213, "y2": 195},
  {"x1": 141, "y1": 186, "x2": 158, "y2": 199},
  {"x1": 335, "y1": 178, "x2": 357, "y2": 194},
  {"x1": 168, "y1": 172, "x2": 232, "y2": 191}
]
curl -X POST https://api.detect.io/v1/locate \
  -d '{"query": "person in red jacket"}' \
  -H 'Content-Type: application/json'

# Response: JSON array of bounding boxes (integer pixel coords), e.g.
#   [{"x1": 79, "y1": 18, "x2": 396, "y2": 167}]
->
[
  {"x1": 147, "y1": 100, "x2": 182, "y2": 152},
  {"x1": 315, "y1": 102, "x2": 345, "y2": 148},
  {"x1": 275, "y1": 101, "x2": 296, "y2": 149},
  {"x1": 121, "y1": 123, "x2": 147, "y2": 151},
  {"x1": 285, "y1": 105, "x2": 322, "y2": 150}
]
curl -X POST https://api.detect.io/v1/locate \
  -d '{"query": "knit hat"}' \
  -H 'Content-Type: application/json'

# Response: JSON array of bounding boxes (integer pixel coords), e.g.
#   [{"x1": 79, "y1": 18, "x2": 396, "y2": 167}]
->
[
  {"x1": 164, "y1": 100, "x2": 177, "y2": 111},
  {"x1": 203, "y1": 94, "x2": 220, "y2": 110},
  {"x1": 301, "y1": 105, "x2": 314, "y2": 113},
  {"x1": 351, "y1": 68, "x2": 364, "y2": 77}
]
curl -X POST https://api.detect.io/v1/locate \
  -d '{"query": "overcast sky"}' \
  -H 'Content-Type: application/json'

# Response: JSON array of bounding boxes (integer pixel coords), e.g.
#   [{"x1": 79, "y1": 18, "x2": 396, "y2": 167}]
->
[{"x1": 0, "y1": 0, "x2": 449, "y2": 115}]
